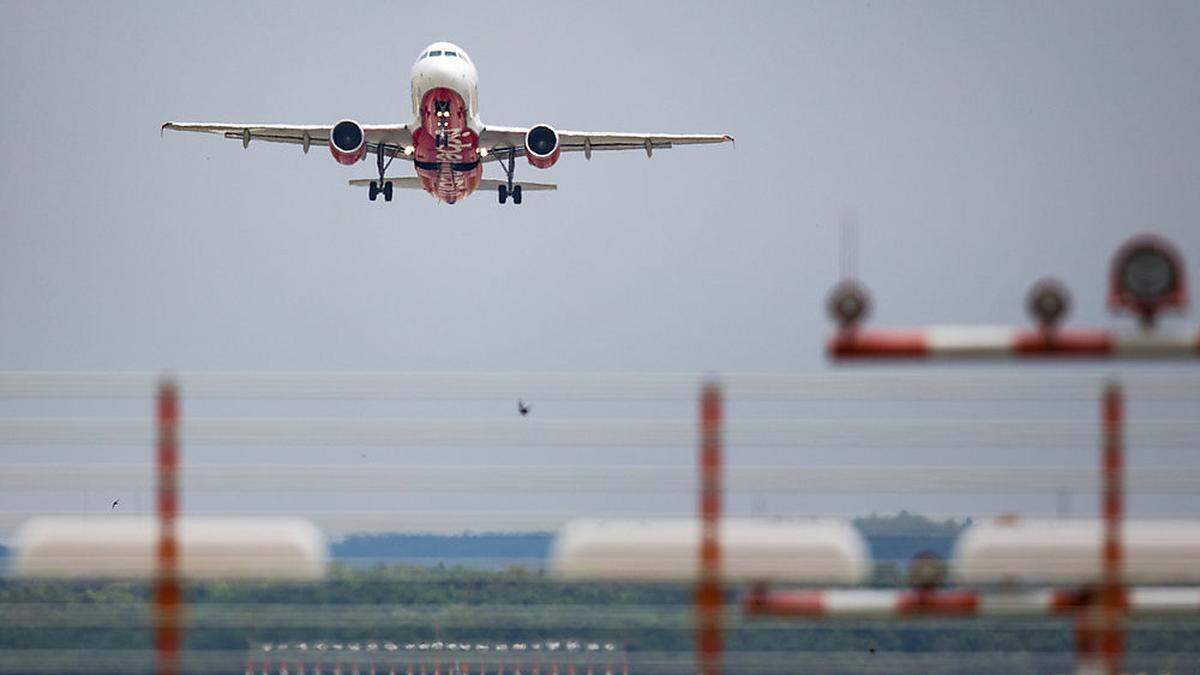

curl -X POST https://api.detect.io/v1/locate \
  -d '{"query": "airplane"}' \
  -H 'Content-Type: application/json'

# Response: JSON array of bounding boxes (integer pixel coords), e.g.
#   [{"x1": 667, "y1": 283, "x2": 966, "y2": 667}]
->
[{"x1": 162, "y1": 41, "x2": 734, "y2": 205}]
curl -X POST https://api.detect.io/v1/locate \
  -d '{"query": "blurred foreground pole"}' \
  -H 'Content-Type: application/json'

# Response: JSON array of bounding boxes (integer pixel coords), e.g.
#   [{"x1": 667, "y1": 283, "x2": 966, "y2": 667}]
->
[
  {"x1": 155, "y1": 379, "x2": 182, "y2": 675},
  {"x1": 1099, "y1": 382, "x2": 1126, "y2": 675},
  {"x1": 697, "y1": 382, "x2": 723, "y2": 675},
  {"x1": 1077, "y1": 383, "x2": 1126, "y2": 675}
]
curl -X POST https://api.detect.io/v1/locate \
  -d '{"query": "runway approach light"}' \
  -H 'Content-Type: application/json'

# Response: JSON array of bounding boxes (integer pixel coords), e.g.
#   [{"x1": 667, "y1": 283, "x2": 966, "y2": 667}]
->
[
  {"x1": 1109, "y1": 234, "x2": 1187, "y2": 328},
  {"x1": 551, "y1": 518, "x2": 868, "y2": 584},
  {"x1": 826, "y1": 280, "x2": 871, "y2": 329},
  {"x1": 1025, "y1": 277, "x2": 1071, "y2": 330},
  {"x1": 953, "y1": 517, "x2": 1200, "y2": 585},
  {"x1": 11, "y1": 516, "x2": 328, "y2": 580}
]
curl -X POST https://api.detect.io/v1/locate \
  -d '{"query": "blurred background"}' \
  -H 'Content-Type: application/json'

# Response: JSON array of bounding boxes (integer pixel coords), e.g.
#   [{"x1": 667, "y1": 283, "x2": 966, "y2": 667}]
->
[{"x1": 1, "y1": 1, "x2": 1199, "y2": 673}]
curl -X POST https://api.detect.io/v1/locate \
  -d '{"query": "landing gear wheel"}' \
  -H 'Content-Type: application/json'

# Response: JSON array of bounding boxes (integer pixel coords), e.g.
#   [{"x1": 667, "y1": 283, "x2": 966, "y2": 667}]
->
[
  {"x1": 368, "y1": 181, "x2": 379, "y2": 202},
  {"x1": 499, "y1": 147, "x2": 518, "y2": 207},
  {"x1": 383, "y1": 181, "x2": 393, "y2": 202}
]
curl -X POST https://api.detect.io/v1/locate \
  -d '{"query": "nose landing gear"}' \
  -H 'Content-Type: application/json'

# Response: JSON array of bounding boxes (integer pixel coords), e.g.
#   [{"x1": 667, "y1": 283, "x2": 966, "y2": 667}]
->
[{"x1": 432, "y1": 100, "x2": 452, "y2": 148}]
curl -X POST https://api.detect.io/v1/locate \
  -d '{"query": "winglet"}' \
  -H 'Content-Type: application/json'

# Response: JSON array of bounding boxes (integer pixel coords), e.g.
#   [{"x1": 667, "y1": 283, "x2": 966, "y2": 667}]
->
[{"x1": 723, "y1": 134, "x2": 736, "y2": 148}]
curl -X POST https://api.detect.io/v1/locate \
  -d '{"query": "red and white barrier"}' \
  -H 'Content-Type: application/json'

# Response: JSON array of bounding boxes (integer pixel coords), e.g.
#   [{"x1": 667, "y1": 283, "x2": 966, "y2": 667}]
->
[
  {"x1": 742, "y1": 587, "x2": 1200, "y2": 618},
  {"x1": 829, "y1": 327, "x2": 1200, "y2": 360}
]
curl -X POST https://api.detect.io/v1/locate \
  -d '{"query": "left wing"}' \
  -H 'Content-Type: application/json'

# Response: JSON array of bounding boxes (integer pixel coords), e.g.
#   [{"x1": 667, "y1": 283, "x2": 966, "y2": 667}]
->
[
  {"x1": 477, "y1": 126, "x2": 733, "y2": 161},
  {"x1": 161, "y1": 122, "x2": 413, "y2": 159}
]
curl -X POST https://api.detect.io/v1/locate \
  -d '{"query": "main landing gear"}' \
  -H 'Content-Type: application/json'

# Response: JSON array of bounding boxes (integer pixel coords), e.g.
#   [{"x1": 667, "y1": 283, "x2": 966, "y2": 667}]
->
[
  {"x1": 498, "y1": 184, "x2": 522, "y2": 205},
  {"x1": 368, "y1": 141, "x2": 394, "y2": 202},
  {"x1": 368, "y1": 181, "x2": 392, "y2": 202},
  {"x1": 497, "y1": 147, "x2": 522, "y2": 205}
]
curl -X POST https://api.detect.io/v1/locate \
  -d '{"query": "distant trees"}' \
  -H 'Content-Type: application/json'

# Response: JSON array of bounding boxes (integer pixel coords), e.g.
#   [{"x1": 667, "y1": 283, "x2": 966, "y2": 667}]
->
[
  {"x1": 332, "y1": 532, "x2": 553, "y2": 561},
  {"x1": 1, "y1": 554, "x2": 1196, "y2": 658},
  {"x1": 854, "y1": 511, "x2": 969, "y2": 562}
]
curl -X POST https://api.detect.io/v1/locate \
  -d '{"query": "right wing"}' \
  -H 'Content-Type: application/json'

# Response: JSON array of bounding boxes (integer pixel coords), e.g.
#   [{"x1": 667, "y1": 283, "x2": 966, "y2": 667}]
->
[
  {"x1": 477, "y1": 126, "x2": 733, "y2": 162},
  {"x1": 161, "y1": 122, "x2": 413, "y2": 159}
]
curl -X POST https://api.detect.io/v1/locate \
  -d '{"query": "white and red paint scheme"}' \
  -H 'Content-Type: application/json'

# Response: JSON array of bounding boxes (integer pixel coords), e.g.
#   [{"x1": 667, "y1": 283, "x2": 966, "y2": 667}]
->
[
  {"x1": 163, "y1": 41, "x2": 734, "y2": 205},
  {"x1": 408, "y1": 43, "x2": 484, "y2": 203}
]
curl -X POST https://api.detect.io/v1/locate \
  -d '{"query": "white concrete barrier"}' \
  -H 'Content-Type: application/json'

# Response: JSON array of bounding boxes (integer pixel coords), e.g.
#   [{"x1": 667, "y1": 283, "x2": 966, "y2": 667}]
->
[
  {"x1": 12, "y1": 516, "x2": 328, "y2": 580},
  {"x1": 954, "y1": 517, "x2": 1200, "y2": 585},
  {"x1": 551, "y1": 518, "x2": 868, "y2": 584}
]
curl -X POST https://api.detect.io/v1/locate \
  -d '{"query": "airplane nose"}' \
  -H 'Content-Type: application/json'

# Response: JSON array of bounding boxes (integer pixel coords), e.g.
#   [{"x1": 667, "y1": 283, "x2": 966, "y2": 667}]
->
[{"x1": 417, "y1": 59, "x2": 468, "y2": 87}]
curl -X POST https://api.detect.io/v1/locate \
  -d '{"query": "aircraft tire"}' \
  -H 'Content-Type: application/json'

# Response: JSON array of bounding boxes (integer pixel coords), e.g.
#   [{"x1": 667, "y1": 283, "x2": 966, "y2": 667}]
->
[
  {"x1": 512, "y1": 185, "x2": 523, "y2": 205},
  {"x1": 498, "y1": 184, "x2": 508, "y2": 204},
  {"x1": 368, "y1": 181, "x2": 379, "y2": 201},
  {"x1": 383, "y1": 181, "x2": 393, "y2": 202}
]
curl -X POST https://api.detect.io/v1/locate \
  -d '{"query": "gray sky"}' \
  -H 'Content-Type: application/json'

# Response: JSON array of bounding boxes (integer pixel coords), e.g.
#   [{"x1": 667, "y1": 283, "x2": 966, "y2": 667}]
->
[{"x1": 0, "y1": 1, "x2": 1198, "y2": 536}]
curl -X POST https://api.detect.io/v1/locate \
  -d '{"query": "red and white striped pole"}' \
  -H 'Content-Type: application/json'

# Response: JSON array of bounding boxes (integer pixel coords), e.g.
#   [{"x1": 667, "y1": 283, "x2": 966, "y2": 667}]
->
[
  {"x1": 155, "y1": 378, "x2": 182, "y2": 675},
  {"x1": 697, "y1": 381, "x2": 723, "y2": 675},
  {"x1": 1098, "y1": 382, "x2": 1126, "y2": 675}
]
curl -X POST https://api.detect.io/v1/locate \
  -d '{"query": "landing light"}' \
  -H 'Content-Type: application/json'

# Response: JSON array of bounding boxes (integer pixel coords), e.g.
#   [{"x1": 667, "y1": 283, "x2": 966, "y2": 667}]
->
[
  {"x1": 1026, "y1": 277, "x2": 1071, "y2": 330},
  {"x1": 403, "y1": 145, "x2": 415, "y2": 156},
  {"x1": 478, "y1": 147, "x2": 489, "y2": 157},
  {"x1": 1108, "y1": 234, "x2": 1187, "y2": 328},
  {"x1": 827, "y1": 279, "x2": 871, "y2": 329}
]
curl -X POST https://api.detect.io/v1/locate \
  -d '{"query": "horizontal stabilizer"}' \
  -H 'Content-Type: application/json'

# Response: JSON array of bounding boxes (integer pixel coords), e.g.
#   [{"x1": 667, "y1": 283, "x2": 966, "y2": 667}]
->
[
  {"x1": 349, "y1": 177, "x2": 556, "y2": 192},
  {"x1": 348, "y1": 177, "x2": 425, "y2": 189},
  {"x1": 478, "y1": 179, "x2": 556, "y2": 191}
]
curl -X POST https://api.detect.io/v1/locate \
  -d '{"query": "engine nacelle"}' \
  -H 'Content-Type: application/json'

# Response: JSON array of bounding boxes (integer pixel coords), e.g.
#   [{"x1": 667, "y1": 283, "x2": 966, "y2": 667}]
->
[
  {"x1": 525, "y1": 124, "x2": 561, "y2": 169},
  {"x1": 329, "y1": 119, "x2": 367, "y2": 165}
]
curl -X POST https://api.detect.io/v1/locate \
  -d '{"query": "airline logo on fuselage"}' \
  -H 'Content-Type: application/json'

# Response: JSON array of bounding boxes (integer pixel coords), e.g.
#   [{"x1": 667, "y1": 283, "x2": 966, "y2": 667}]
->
[
  {"x1": 432, "y1": 128, "x2": 474, "y2": 200},
  {"x1": 417, "y1": 87, "x2": 479, "y2": 202}
]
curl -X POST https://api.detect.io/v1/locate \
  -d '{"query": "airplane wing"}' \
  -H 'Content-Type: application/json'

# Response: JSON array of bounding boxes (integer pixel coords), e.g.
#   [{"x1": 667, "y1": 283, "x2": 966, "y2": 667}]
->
[
  {"x1": 348, "y1": 177, "x2": 557, "y2": 192},
  {"x1": 477, "y1": 126, "x2": 733, "y2": 162},
  {"x1": 161, "y1": 122, "x2": 413, "y2": 160}
]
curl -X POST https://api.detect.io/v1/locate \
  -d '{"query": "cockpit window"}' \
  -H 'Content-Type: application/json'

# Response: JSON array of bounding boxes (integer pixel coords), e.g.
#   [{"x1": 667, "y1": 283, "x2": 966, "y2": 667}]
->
[
  {"x1": 429, "y1": 50, "x2": 442, "y2": 56},
  {"x1": 444, "y1": 51, "x2": 457, "y2": 57}
]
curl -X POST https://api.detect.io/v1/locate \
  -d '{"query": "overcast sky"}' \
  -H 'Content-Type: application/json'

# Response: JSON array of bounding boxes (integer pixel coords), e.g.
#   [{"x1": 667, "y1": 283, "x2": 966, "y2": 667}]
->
[{"x1": 0, "y1": 1, "x2": 1198, "y2": 536}]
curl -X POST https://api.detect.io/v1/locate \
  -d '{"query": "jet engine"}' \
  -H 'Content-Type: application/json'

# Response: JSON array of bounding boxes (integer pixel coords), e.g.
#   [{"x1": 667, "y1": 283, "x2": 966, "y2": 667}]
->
[
  {"x1": 525, "y1": 124, "x2": 561, "y2": 169},
  {"x1": 329, "y1": 119, "x2": 367, "y2": 165}
]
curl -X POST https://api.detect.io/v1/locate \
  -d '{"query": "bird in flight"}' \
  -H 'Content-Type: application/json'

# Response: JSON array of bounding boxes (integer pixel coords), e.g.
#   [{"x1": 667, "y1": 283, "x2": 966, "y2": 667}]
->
[
  {"x1": 111, "y1": 499, "x2": 119, "y2": 510},
  {"x1": 518, "y1": 400, "x2": 530, "y2": 416}
]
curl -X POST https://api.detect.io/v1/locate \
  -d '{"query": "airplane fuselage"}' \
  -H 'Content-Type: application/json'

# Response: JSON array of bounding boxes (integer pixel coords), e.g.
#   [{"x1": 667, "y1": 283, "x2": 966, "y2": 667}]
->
[{"x1": 409, "y1": 42, "x2": 484, "y2": 204}]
